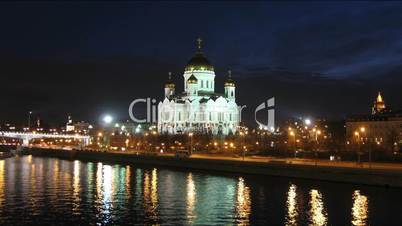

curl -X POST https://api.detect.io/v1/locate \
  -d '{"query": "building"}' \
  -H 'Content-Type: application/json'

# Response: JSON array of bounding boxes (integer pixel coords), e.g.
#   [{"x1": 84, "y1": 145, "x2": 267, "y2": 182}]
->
[
  {"x1": 346, "y1": 92, "x2": 402, "y2": 151},
  {"x1": 158, "y1": 38, "x2": 240, "y2": 135},
  {"x1": 372, "y1": 92, "x2": 388, "y2": 114},
  {"x1": 66, "y1": 115, "x2": 75, "y2": 132},
  {"x1": 65, "y1": 115, "x2": 92, "y2": 135}
]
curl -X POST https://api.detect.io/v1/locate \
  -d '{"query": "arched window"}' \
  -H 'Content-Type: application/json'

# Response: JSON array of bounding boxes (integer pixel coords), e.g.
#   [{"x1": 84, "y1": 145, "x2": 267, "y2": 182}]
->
[
  {"x1": 201, "y1": 80, "x2": 204, "y2": 88},
  {"x1": 231, "y1": 90, "x2": 234, "y2": 97},
  {"x1": 206, "y1": 80, "x2": 209, "y2": 88}
]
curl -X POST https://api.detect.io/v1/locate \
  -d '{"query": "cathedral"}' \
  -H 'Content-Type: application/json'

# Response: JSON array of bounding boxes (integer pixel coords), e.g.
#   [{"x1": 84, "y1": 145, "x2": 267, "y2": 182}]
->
[{"x1": 157, "y1": 39, "x2": 240, "y2": 135}]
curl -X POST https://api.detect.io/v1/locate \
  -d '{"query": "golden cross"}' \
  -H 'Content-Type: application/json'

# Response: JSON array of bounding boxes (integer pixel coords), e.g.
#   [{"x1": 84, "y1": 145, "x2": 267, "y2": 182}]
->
[{"x1": 196, "y1": 37, "x2": 202, "y2": 50}]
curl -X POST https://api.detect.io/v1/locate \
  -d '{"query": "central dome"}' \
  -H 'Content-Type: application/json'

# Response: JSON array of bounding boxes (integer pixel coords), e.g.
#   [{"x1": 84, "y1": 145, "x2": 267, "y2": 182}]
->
[{"x1": 184, "y1": 38, "x2": 214, "y2": 72}]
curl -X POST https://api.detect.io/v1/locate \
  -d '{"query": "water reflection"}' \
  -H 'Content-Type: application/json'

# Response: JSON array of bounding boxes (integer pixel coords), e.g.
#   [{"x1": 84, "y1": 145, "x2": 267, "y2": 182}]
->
[
  {"x1": 285, "y1": 184, "x2": 298, "y2": 226},
  {"x1": 53, "y1": 159, "x2": 59, "y2": 184},
  {"x1": 236, "y1": 177, "x2": 251, "y2": 225},
  {"x1": 0, "y1": 160, "x2": 5, "y2": 209},
  {"x1": 143, "y1": 168, "x2": 159, "y2": 222},
  {"x1": 125, "y1": 165, "x2": 131, "y2": 195},
  {"x1": 187, "y1": 173, "x2": 196, "y2": 223},
  {"x1": 0, "y1": 156, "x2": 397, "y2": 225},
  {"x1": 86, "y1": 162, "x2": 94, "y2": 203},
  {"x1": 351, "y1": 190, "x2": 369, "y2": 226},
  {"x1": 309, "y1": 189, "x2": 327, "y2": 226},
  {"x1": 30, "y1": 159, "x2": 38, "y2": 211},
  {"x1": 95, "y1": 162, "x2": 115, "y2": 224},
  {"x1": 72, "y1": 160, "x2": 81, "y2": 213},
  {"x1": 135, "y1": 168, "x2": 143, "y2": 203}
]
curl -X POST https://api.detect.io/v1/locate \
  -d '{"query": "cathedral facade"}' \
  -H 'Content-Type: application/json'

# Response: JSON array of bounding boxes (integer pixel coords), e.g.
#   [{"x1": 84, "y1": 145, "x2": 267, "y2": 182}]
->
[{"x1": 157, "y1": 39, "x2": 240, "y2": 135}]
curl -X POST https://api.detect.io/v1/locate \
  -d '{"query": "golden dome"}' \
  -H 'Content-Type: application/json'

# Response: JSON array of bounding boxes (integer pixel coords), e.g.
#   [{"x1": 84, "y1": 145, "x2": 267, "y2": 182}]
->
[
  {"x1": 224, "y1": 70, "x2": 235, "y2": 87},
  {"x1": 184, "y1": 38, "x2": 214, "y2": 72},
  {"x1": 165, "y1": 72, "x2": 175, "y2": 88}
]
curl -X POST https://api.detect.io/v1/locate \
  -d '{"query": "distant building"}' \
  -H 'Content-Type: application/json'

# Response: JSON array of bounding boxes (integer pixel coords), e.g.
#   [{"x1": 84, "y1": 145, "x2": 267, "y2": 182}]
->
[
  {"x1": 158, "y1": 38, "x2": 240, "y2": 135},
  {"x1": 371, "y1": 92, "x2": 389, "y2": 114},
  {"x1": 66, "y1": 115, "x2": 75, "y2": 132},
  {"x1": 346, "y1": 92, "x2": 402, "y2": 151},
  {"x1": 65, "y1": 115, "x2": 91, "y2": 134}
]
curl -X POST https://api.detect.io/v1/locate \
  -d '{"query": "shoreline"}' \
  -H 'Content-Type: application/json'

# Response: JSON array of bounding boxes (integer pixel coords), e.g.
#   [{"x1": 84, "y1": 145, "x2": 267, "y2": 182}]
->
[{"x1": 21, "y1": 148, "x2": 402, "y2": 188}]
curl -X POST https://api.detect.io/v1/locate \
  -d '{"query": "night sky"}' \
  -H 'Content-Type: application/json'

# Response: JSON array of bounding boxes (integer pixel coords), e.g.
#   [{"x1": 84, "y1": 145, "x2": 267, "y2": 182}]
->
[{"x1": 1, "y1": 2, "x2": 402, "y2": 126}]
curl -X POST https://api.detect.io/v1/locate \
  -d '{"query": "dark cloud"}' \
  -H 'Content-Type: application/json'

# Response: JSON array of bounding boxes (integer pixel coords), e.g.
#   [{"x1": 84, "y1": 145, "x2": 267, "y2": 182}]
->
[{"x1": 1, "y1": 2, "x2": 402, "y2": 126}]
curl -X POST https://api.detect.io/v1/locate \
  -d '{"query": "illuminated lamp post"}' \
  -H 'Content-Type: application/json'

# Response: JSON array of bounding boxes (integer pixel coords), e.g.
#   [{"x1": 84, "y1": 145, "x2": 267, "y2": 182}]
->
[
  {"x1": 359, "y1": 127, "x2": 370, "y2": 168},
  {"x1": 240, "y1": 132, "x2": 245, "y2": 160},
  {"x1": 102, "y1": 115, "x2": 113, "y2": 150},
  {"x1": 314, "y1": 129, "x2": 321, "y2": 166},
  {"x1": 188, "y1": 132, "x2": 193, "y2": 156},
  {"x1": 28, "y1": 111, "x2": 32, "y2": 131},
  {"x1": 354, "y1": 131, "x2": 361, "y2": 165},
  {"x1": 289, "y1": 130, "x2": 296, "y2": 157}
]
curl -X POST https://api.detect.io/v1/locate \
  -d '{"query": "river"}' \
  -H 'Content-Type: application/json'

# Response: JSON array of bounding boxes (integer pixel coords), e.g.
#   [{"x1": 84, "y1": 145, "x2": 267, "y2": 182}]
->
[{"x1": 0, "y1": 155, "x2": 400, "y2": 225}]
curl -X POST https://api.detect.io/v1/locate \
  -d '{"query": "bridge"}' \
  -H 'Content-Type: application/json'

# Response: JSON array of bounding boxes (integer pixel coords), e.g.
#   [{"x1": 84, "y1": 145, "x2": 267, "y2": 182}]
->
[{"x1": 0, "y1": 131, "x2": 90, "y2": 147}]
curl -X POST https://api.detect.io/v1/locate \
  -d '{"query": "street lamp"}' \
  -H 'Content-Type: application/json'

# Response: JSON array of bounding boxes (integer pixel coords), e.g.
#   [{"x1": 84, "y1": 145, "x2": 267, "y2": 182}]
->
[
  {"x1": 354, "y1": 131, "x2": 362, "y2": 165},
  {"x1": 101, "y1": 115, "x2": 113, "y2": 150},
  {"x1": 359, "y1": 127, "x2": 371, "y2": 168},
  {"x1": 314, "y1": 129, "x2": 321, "y2": 166},
  {"x1": 240, "y1": 132, "x2": 245, "y2": 160},
  {"x1": 289, "y1": 130, "x2": 296, "y2": 157},
  {"x1": 188, "y1": 132, "x2": 193, "y2": 155},
  {"x1": 28, "y1": 111, "x2": 32, "y2": 130},
  {"x1": 103, "y1": 115, "x2": 113, "y2": 124}
]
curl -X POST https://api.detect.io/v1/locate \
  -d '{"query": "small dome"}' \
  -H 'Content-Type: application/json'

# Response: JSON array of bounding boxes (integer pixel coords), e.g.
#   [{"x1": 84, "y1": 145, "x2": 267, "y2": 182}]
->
[
  {"x1": 187, "y1": 74, "x2": 198, "y2": 84},
  {"x1": 165, "y1": 82, "x2": 175, "y2": 88},
  {"x1": 224, "y1": 70, "x2": 235, "y2": 87},
  {"x1": 165, "y1": 72, "x2": 175, "y2": 88},
  {"x1": 224, "y1": 79, "x2": 235, "y2": 87}
]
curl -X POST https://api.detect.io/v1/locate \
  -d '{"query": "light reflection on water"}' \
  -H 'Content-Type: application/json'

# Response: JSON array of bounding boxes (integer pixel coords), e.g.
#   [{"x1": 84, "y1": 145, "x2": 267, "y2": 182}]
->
[
  {"x1": 186, "y1": 173, "x2": 196, "y2": 224},
  {"x1": 99, "y1": 164, "x2": 114, "y2": 224},
  {"x1": 285, "y1": 184, "x2": 298, "y2": 226},
  {"x1": 143, "y1": 168, "x2": 159, "y2": 222},
  {"x1": 236, "y1": 177, "x2": 251, "y2": 225},
  {"x1": 73, "y1": 160, "x2": 81, "y2": 213},
  {"x1": 352, "y1": 190, "x2": 369, "y2": 226},
  {"x1": 0, "y1": 160, "x2": 4, "y2": 210},
  {"x1": 0, "y1": 155, "x2": 398, "y2": 225},
  {"x1": 309, "y1": 189, "x2": 327, "y2": 226}
]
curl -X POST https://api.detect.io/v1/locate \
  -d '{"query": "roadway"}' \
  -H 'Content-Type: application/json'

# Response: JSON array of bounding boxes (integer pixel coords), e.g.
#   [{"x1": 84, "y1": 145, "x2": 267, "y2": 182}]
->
[
  {"x1": 189, "y1": 153, "x2": 402, "y2": 171},
  {"x1": 27, "y1": 145, "x2": 402, "y2": 172},
  {"x1": 106, "y1": 150, "x2": 402, "y2": 172}
]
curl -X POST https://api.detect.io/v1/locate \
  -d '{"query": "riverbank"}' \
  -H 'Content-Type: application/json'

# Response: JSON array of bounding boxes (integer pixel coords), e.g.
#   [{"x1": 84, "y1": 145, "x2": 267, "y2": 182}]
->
[{"x1": 22, "y1": 148, "x2": 402, "y2": 188}]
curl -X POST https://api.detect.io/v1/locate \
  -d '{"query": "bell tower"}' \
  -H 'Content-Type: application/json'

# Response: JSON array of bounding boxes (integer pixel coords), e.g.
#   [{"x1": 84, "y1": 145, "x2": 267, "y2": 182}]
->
[
  {"x1": 372, "y1": 91, "x2": 386, "y2": 114},
  {"x1": 224, "y1": 70, "x2": 235, "y2": 101},
  {"x1": 164, "y1": 72, "x2": 175, "y2": 98}
]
